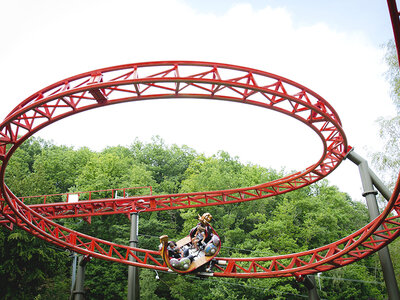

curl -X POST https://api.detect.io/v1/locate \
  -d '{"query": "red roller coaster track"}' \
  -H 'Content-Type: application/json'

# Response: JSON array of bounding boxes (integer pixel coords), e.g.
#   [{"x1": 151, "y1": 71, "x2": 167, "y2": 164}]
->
[{"x1": 1, "y1": 1, "x2": 400, "y2": 279}]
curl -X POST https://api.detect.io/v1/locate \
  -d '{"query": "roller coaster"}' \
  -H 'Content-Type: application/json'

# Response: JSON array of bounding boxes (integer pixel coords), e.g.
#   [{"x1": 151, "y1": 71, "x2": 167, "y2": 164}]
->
[{"x1": 1, "y1": 0, "x2": 400, "y2": 291}]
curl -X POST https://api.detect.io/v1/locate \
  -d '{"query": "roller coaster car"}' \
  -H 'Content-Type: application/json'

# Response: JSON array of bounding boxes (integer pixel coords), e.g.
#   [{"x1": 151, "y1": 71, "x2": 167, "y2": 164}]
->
[{"x1": 159, "y1": 225, "x2": 221, "y2": 273}]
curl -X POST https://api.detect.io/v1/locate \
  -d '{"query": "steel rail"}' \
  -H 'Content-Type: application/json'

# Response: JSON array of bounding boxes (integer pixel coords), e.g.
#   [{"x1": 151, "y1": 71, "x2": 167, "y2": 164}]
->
[{"x1": 0, "y1": 61, "x2": 396, "y2": 277}]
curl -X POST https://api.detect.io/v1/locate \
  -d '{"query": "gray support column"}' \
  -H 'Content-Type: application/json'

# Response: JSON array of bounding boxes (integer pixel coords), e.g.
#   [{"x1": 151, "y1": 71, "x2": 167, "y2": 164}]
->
[
  {"x1": 302, "y1": 275, "x2": 320, "y2": 300},
  {"x1": 73, "y1": 255, "x2": 90, "y2": 300},
  {"x1": 127, "y1": 212, "x2": 140, "y2": 300},
  {"x1": 347, "y1": 150, "x2": 400, "y2": 299},
  {"x1": 70, "y1": 252, "x2": 78, "y2": 298}
]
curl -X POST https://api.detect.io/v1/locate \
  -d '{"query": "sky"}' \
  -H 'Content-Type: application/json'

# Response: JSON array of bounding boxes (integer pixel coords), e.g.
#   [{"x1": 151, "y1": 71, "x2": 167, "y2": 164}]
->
[{"x1": 0, "y1": 0, "x2": 397, "y2": 201}]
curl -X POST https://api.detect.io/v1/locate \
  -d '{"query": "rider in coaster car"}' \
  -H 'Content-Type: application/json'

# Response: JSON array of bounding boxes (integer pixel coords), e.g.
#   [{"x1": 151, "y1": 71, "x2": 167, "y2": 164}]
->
[
  {"x1": 191, "y1": 225, "x2": 206, "y2": 250},
  {"x1": 167, "y1": 241, "x2": 190, "y2": 258},
  {"x1": 167, "y1": 241, "x2": 183, "y2": 258},
  {"x1": 190, "y1": 213, "x2": 213, "y2": 248},
  {"x1": 167, "y1": 240, "x2": 193, "y2": 270}
]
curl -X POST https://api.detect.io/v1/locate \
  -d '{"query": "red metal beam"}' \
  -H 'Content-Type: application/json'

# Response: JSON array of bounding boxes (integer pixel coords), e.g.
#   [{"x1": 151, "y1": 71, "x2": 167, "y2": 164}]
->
[
  {"x1": 1, "y1": 61, "x2": 396, "y2": 278},
  {"x1": 388, "y1": 0, "x2": 400, "y2": 66}
]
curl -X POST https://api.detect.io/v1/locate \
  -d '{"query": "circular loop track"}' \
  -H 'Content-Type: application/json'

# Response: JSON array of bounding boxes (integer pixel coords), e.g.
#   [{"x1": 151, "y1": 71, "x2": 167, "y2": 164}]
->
[{"x1": 1, "y1": 61, "x2": 398, "y2": 278}]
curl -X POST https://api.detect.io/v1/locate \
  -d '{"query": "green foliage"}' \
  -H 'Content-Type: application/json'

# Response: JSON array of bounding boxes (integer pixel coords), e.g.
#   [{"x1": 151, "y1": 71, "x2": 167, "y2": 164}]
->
[
  {"x1": 84, "y1": 259, "x2": 128, "y2": 299},
  {"x1": 373, "y1": 39, "x2": 400, "y2": 292},
  {"x1": 5, "y1": 137, "x2": 50, "y2": 196},
  {"x1": 130, "y1": 136, "x2": 196, "y2": 194},
  {"x1": 1, "y1": 136, "x2": 386, "y2": 299},
  {"x1": 373, "y1": 40, "x2": 400, "y2": 186},
  {"x1": 181, "y1": 151, "x2": 279, "y2": 193},
  {"x1": 5, "y1": 139, "x2": 93, "y2": 199},
  {"x1": 0, "y1": 228, "x2": 70, "y2": 300},
  {"x1": 383, "y1": 40, "x2": 400, "y2": 114},
  {"x1": 388, "y1": 237, "x2": 400, "y2": 285},
  {"x1": 73, "y1": 148, "x2": 155, "y2": 192},
  {"x1": 139, "y1": 269, "x2": 166, "y2": 300},
  {"x1": 31, "y1": 146, "x2": 92, "y2": 197},
  {"x1": 318, "y1": 264, "x2": 385, "y2": 300}
]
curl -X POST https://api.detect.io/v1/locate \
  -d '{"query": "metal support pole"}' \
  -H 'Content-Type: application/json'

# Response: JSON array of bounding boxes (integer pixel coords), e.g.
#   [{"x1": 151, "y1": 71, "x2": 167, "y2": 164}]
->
[
  {"x1": 302, "y1": 275, "x2": 320, "y2": 300},
  {"x1": 347, "y1": 150, "x2": 400, "y2": 299},
  {"x1": 70, "y1": 252, "x2": 78, "y2": 298},
  {"x1": 127, "y1": 212, "x2": 140, "y2": 300},
  {"x1": 72, "y1": 255, "x2": 90, "y2": 300}
]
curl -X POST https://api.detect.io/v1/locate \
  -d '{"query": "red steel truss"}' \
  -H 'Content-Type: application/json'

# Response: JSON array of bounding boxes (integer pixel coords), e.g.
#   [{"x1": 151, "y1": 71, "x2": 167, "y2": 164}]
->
[
  {"x1": 388, "y1": 0, "x2": 400, "y2": 65},
  {"x1": 0, "y1": 61, "x2": 399, "y2": 278}
]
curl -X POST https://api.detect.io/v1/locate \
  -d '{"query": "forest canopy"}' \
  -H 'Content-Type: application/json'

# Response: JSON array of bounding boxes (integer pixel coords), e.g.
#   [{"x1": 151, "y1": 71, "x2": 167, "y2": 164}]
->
[{"x1": 0, "y1": 136, "x2": 388, "y2": 299}]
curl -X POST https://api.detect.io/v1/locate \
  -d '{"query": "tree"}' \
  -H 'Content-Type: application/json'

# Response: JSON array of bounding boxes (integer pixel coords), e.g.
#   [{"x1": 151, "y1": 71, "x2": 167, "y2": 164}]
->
[
  {"x1": 372, "y1": 39, "x2": 400, "y2": 287},
  {"x1": 177, "y1": 153, "x2": 381, "y2": 299},
  {"x1": 1, "y1": 138, "x2": 73, "y2": 299},
  {"x1": 318, "y1": 264, "x2": 384, "y2": 300},
  {"x1": 372, "y1": 40, "x2": 400, "y2": 186},
  {"x1": 1, "y1": 137, "x2": 386, "y2": 299},
  {"x1": 29, "y1": 145, "x2": 93, "y2": 196},
  {"x1": 73, "y1": 148, "x2": 155, "y2": 193},
  {"x1": 0, "y1": 224, "x2": 70, "y2": 300},
  {"x1": 4, "y1": 137, "x2": 50, "y2": 197},
  {"x1": 130, "y1": 136, "x2": 197, "y2": 194}
]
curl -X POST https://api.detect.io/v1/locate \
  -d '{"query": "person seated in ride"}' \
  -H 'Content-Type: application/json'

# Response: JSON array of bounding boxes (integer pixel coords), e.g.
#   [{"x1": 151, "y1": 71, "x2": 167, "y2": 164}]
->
[
  {"x1": 190, "y1": 212, "x2": 213, "y2": 246},
  {"x1": 167, "y1": 241, "x2": 184, "y2": 258},
  {"x1": 167, "y1": 240, "x2": 190, "y2": 258},
  {"x1": 191, "y1": 225, "x2": 206, "y2": 250}
]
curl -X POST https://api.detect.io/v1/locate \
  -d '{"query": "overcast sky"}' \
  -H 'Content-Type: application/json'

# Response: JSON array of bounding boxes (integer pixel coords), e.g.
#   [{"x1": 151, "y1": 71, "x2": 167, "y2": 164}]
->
[{"x1": 0, "y1": 0, "x2": 397, "y2": 201}]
